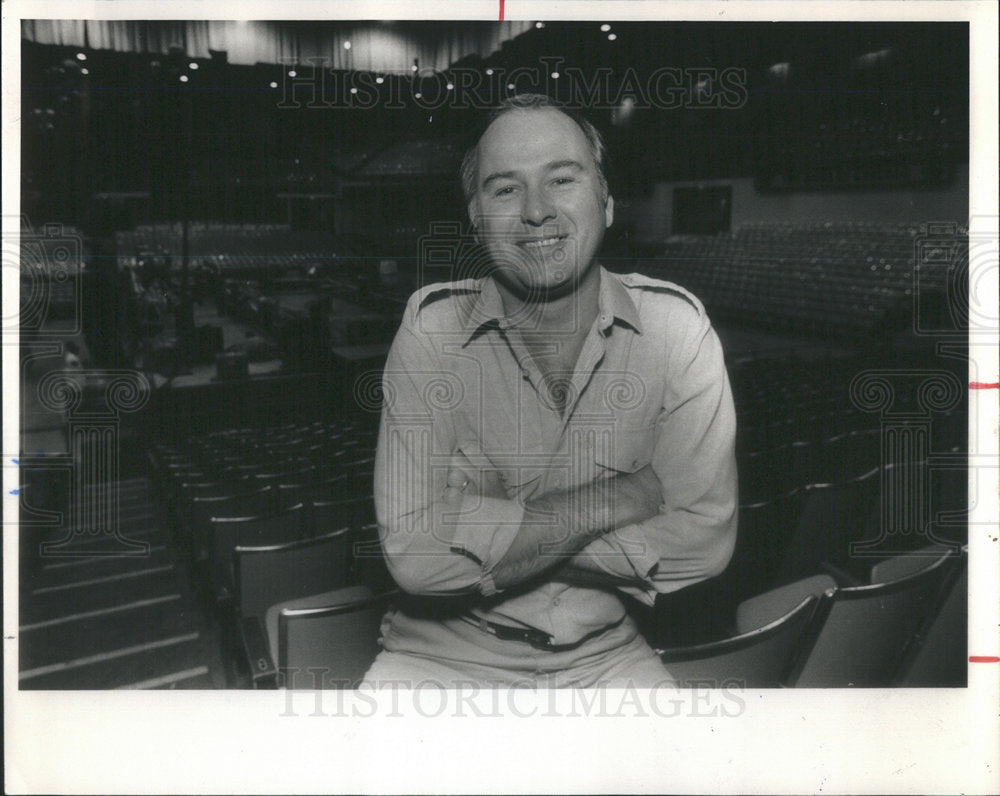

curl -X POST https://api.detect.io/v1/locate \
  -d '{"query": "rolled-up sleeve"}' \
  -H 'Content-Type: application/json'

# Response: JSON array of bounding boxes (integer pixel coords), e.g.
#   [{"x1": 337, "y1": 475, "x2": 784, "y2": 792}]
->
[
  {"x1": 374, "y1": 314, "x2": 525, "y2": 597},
  {"x1": 578, "y1": 311, "x2": 738, "y2": 606}
]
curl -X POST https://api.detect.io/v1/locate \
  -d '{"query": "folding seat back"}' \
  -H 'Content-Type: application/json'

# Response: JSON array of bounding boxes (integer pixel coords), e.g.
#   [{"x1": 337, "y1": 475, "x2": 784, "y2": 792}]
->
[
  {"x1": 740, "y1": 446, "x2": 794, "y2": 504},
  {"x1": 350, "y1": 523, "x2": 394, "y2": 593},
  {"x1": 190, "y1": 486, "x2": 275, "y2": 558},
  {"x1": 806, "y1": 429, "x2": 880, "y2": 487},
  {"x1": 732, "y1": 487, "x2": 807, "y2": 602},
  {"x1": 787, "y1": 552, "x2": 960, "y2": 687},
  {"x1": 209, "y1": 503, "x2": 306, "y2": 591},
  {"x1": 271, "y1": 587, "x2": 391, "y2": 688},
  {"x1": 775, "y1": 466, "x2": 880, "y2": 584},
  {"x1": 659, "y1": 596, "x2": 819, "y2": 688},
  {"x1": 308, "y1": 497, "x2": 375, "y2": 537},
  {"x1": 234, "y1": 528, "x2": 353, "y2": 619},
  {"x1": 304, "y1": 474, "x2": 349, "y2": 503},
  {"x1": 338, "y1": 470, "x2": 376, "y2": 501},
  {"x1": 871, "y1": 545, "x2": 967, "y2": 687}
]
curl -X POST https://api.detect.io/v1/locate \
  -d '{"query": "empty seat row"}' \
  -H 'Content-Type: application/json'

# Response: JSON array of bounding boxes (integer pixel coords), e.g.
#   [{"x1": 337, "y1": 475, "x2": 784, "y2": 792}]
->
[
  {"x1": 656, "y1": 545, "x2": 966, "y2": 688},
  {"x1": 662, "y1": 454, "x2": 962, "y2": 638},
  {"x1": 650, "y1": 222, "x2": 967, "y2": 338}
]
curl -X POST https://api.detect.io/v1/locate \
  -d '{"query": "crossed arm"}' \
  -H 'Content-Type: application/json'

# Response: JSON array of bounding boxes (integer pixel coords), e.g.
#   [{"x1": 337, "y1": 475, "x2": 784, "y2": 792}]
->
[
  {"x1": 375, "y1": 310, "x2": 738, "y2": 604},
  {"x1": 440, "y1": 462, "x2": 663, "y2": 591}
]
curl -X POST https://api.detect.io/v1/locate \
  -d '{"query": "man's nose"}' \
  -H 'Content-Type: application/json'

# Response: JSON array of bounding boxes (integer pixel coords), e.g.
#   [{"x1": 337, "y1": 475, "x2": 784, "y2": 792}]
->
[{"x1": 520, "y1": 185, "x2": 556, "y2": 226}]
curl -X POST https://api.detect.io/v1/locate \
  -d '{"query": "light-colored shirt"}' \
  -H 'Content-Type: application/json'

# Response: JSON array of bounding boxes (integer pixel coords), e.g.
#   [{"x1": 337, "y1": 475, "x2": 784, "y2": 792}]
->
[{"x1": 374, "y1": 266, "x2": 738, "y2": 646}]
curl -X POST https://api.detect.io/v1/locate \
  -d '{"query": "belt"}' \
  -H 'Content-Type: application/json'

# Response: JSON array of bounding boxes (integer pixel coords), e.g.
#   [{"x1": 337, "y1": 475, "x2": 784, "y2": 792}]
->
[{"x1": 460, "y1": 614, "x2": 625, "y2": 653}]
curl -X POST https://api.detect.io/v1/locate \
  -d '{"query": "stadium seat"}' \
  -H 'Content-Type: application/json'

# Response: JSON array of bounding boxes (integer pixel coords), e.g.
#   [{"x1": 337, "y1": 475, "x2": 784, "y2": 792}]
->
[
  {"x1": 888, "y1": 546, "x2": 967, "y2": 686},
  {"x1": 659, "y1": 595, "x2": 819, "y2": 688},
  {"x1": 208, "y1": 503, "x2": 307, "y2": 598},
  {"x1": 741, "y1": 551, "x2": 960, "y2": 686},
  {"x1": 267, "y1": 586, "x2": 392, "y2": 688},
  {"x1": 731, "y1": 487, "x2": 808, "y2": 602},
  {"x1": 234, "y1": 527, "x2": 354, "y2": 619},
  {"x1": 308, "y1": 497, "x2": 376, "y2": 537},
  {"x1": 774, "y1": 466, "x2": 881, "y2": 585},
  {"x1": 234, "y1": 529, "x2": 355, "y2": 685}
]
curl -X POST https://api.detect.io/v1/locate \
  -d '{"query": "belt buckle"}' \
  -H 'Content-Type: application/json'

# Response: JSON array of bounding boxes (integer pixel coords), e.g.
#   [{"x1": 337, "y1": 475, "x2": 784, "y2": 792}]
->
[{"x1": 526, "y1": 629, "x2": 556, "y2": 651}]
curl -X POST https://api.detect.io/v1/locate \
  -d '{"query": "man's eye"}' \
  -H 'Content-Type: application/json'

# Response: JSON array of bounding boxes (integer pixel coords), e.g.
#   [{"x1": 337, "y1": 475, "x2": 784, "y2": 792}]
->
[
  {"x1": 493, "y1": 186, "x2": 516, "y2": 198},
  {"x1": 552, "y1": 177, "x2": 575, "y2": 186}
]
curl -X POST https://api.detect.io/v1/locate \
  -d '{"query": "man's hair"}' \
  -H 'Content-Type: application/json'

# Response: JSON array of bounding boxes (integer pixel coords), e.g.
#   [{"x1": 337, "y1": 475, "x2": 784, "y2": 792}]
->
[{"x1": 460, "y1": 93, "x2": 609, "y2": 207}]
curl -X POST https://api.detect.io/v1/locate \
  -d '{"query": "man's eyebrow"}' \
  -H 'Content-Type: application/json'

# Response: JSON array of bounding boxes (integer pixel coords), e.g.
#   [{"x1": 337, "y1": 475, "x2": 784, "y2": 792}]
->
[
  {"x1": 480, "y1": 160, "x2": 587, "y2": 190},
  {"x1": 481, "y1": 170, "x2": 519, "y2": 189},
  {"x1": 545, "y1": 159, "x2": 586, "y2": 173}
]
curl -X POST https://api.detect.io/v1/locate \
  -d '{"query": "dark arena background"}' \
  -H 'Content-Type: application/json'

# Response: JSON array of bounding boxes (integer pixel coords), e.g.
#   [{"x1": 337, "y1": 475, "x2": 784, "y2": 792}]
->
[{"x1": 17, "y1": 20, "x2": 971, "y2": 690}]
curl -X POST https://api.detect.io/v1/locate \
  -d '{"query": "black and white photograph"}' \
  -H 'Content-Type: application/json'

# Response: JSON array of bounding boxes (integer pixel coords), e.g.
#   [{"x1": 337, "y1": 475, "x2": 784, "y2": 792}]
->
[{"x1": 4, "y1": 2, "x2": 998, "y2": 793}]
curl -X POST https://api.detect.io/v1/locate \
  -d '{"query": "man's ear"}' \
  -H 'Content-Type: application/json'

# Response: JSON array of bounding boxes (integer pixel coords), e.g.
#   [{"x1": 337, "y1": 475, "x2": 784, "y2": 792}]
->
[
  {"x1": 467, "y1": 201, "x2": 480, "y2": 240},
  {"x1": 604, "y1": 194, "x2": 615, "y2": 229}
]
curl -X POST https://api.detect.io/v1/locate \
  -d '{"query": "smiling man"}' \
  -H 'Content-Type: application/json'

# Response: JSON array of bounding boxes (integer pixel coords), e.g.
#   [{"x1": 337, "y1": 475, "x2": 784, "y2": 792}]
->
[{"x1": 365, "y1": 94, "x2": 738, "y2": 688}]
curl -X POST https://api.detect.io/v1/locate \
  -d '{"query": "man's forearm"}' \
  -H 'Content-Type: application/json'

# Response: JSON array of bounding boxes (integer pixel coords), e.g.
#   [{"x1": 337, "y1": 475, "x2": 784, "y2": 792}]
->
[
  {"x1": 550, "y1": 554, "x2": 649, "y2": 590},
  {"x1": 489, "y1": 467, "x2": 660, "y2": 591}
]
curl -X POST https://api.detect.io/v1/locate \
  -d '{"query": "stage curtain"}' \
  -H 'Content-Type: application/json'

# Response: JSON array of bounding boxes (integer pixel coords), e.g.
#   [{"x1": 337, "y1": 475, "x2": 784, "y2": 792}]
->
[{"x1": 22, "y1": 20, "x2": 532, "y2": 72}]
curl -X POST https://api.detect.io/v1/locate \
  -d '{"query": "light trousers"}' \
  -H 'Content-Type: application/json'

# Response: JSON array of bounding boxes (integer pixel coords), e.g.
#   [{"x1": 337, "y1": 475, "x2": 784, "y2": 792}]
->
[{"x1": 362, "y1": 608, "x2": 672, "y2": 688}]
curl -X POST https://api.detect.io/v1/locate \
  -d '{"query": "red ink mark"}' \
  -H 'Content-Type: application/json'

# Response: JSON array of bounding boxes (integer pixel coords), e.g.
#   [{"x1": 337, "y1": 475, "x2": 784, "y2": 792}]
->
[
  {"x1": 499, "y1": 0, "x2": 505, "y2": 21},
  {"x1": 969, "y1": 656, "x2": 1000, "y2": 663},
  {"x1": 969, "y1": 382, "x2": 999, "y2": 390}
]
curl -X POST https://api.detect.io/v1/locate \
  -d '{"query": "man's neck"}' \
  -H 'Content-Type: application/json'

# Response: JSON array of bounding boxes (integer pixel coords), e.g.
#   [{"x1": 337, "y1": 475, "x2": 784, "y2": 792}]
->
[{"x1": 493, "y1": 267, "x2": 602, "y2": 340}]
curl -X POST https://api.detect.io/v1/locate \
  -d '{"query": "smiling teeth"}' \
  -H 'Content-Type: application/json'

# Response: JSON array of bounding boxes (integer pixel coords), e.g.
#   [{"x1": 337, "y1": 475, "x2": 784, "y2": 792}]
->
[{"x1": 523, "y1": 237, "x2": 562, "y2": 248}]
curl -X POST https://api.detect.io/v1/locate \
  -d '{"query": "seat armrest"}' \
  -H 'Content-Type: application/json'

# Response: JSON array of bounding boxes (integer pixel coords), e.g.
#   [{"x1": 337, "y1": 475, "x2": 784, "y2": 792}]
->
[
  {"x1": 240, "y1": 616, "x2": 277, "y2": 688},
  {"x1": 818, "y1": 560, "x2": 864, "y2": 587}
]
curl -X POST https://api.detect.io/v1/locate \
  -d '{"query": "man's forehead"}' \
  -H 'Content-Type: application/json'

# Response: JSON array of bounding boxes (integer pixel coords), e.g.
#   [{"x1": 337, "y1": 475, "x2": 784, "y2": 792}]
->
[{"x1": 477, "y1": 107, "x2": 591, "y2": 166}]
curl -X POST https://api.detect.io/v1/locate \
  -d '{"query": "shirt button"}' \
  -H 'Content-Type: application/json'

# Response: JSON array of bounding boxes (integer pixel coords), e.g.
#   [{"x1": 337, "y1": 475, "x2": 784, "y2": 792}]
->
[
  {"x1": 499, "y1": 473, "x2": 507, "y2": 481},
  {"x1": 632, "y1": 459, "x2": 639, "y2": 468},
  {"x1": 552, "y1": 597, "x2": 561, "y2": 606}
]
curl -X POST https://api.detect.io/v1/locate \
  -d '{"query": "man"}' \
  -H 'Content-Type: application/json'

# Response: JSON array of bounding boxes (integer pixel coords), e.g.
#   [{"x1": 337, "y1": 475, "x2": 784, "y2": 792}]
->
[{"x1": 364, "y1": 94, "x2": 737, "y2": 687}]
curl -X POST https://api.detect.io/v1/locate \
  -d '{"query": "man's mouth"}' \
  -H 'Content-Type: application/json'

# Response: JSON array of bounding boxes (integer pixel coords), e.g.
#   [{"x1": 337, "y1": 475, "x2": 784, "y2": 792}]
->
[{"x1": 519, "y1": 235, "x2": 566, "y2": 250}]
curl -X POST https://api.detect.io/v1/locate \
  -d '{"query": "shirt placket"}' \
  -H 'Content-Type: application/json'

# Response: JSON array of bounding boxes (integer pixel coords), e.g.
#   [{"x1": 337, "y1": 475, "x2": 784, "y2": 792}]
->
[{"x1": 502, "y1": 320, "x2": 613, "y2": 643}]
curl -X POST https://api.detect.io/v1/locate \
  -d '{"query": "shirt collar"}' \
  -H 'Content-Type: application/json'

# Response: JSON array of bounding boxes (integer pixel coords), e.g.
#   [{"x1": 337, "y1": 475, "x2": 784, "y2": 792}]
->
[{"x1": 460, "y1": 266, "x2": 642, "y2": 343}]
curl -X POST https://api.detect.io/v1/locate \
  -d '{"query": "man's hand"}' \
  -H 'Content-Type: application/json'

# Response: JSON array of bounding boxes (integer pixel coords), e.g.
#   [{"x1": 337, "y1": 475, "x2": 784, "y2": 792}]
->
[
  {"x1": 441, "y1": 458, "x2": 508, "y2": 509},
  {"x1": 440, "y1": 464, "x2": 472, "y2": 508}
]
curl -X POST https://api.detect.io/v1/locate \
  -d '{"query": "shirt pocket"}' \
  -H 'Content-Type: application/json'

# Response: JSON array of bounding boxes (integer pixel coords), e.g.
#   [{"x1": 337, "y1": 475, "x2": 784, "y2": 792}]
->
[{"x1": 593, "y1": 425, "x2": 656, "y2": 474}]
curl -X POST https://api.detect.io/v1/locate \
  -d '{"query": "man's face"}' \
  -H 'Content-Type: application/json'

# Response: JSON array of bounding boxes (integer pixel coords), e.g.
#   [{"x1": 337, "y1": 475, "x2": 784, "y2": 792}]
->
[{"x1": 468, "y1": 107, "x2": 614, "y2": 300}]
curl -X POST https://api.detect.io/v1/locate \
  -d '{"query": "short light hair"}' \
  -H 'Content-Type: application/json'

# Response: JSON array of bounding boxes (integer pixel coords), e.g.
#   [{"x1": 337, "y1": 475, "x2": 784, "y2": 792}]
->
[{"x1": 460, "y1": 93, "x2": 609, "y2": 207}]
